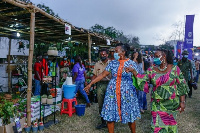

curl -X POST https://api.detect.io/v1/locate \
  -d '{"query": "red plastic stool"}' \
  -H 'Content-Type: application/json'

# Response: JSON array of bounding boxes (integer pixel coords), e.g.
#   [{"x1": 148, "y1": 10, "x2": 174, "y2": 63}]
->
[{"x1": 60, "y1": 98, "x2": 77, "y2": 117}]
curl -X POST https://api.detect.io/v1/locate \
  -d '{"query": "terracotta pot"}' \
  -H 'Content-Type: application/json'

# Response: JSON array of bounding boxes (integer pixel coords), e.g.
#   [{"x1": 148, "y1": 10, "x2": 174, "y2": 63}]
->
[
  {"x1": 47, "y1": 99, "x2": 53, "y2": 104},
  {"x1": 41, "y1": 98, "x2": 47, "y2": 104}
]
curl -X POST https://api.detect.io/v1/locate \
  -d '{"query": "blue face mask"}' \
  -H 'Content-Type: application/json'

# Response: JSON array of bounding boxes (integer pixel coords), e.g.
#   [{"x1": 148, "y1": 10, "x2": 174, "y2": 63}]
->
[
  {"x1": 153, "y1": 56, "x2": 162, "y2": 66},
  {"x1": 114, "y1": 53, "x2": 120, "y2": 60},
  {"x1": 173, "y1": 60, "x2": 177, "y2": 65},
  {"x1": 183, "y1": 55, "x2": 188, "y2": 58}
]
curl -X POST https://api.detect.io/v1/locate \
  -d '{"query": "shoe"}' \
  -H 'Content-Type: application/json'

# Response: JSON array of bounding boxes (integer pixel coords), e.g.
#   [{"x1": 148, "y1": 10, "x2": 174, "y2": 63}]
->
[
  {"x1": 96, "y1": 123, "x2": 107, "y2": 129},
  {"x1": 86, "y1": 103, "x2": 91, "y2": 107},
  {"x1": 189, "y1": 96, "x2": 192, "y2": 98}
]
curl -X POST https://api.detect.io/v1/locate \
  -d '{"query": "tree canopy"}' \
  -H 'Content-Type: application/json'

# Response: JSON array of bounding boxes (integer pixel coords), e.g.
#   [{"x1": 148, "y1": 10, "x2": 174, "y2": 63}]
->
[{"x1": 90, "y1": 24, "x2": 140, "y2": 48}]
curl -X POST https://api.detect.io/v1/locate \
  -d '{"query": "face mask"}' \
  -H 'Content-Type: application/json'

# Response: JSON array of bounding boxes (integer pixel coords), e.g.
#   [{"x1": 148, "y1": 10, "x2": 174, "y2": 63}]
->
[
  {"x1": 64, "y1": 58, "x2": 67, "y2": 60},
  {"x1": 114, "y1": 53, "x2": 120, "y2": 60},
  {"x1": 153, "y1": 56, "x2": 162, "y2": 66},
  {"x1": 100, "y1": 56, "x2": 107, "y2": 61},
  {"x1": 44, "y1": 56, "x2": 48, "y2": 59},
  {"x1": 173, "y1": 62, "x2": 177, "y2": 65},
  {"x1": 183, "y1": 55, "x2": 188, "y2": 58}
]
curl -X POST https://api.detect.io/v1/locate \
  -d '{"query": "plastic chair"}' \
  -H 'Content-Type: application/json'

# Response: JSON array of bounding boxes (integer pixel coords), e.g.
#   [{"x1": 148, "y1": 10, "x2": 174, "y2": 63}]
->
[{"x1": 60, "y1": 98, "x2": 77, "y2": 117}]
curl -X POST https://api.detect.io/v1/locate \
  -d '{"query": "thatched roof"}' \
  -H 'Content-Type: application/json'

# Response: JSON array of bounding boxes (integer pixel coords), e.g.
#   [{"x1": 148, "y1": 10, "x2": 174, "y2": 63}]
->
[{"x1": 0, "y1": 0, "x2": 112, "y2": 45}]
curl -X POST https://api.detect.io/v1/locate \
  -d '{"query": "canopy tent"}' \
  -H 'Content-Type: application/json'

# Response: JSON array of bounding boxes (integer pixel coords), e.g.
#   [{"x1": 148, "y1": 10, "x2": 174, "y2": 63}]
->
[
  {"x1": 0, "y1": 0, "x2": 112, "y2": 126},
  {"x1": 0, "y1": 0, "x2": 111, "y2": 44}
]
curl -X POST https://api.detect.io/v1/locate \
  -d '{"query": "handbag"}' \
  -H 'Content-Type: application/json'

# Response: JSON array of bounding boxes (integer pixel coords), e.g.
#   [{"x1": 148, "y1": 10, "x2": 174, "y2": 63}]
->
[{"x1": 192, "y1": 82, "x2": 198, "y2": 90}]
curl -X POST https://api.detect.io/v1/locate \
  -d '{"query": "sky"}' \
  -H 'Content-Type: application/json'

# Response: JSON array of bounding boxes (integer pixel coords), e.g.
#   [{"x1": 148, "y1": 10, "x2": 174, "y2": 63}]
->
[{"x1": 31, "y1": 0, "x2": 200, "y2": 46}]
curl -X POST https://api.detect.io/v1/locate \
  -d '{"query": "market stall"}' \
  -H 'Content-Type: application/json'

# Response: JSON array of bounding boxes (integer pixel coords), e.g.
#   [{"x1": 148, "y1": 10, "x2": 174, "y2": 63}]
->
[{"x1": 0, "y1": 0, "x2": 113, "y2": 131}]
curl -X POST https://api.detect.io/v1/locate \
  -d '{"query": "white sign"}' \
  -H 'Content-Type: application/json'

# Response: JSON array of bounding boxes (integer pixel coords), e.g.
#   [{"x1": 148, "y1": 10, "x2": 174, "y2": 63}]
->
[
  {"x1": 0, "y1": 37, "x2": 29, "y2": 58},
  {"x1": 65, "y1": 24, "x2": 71, "y2": 35},
  {"x1": 106, "y1": 39, "x2": 111, "y2": 45}
]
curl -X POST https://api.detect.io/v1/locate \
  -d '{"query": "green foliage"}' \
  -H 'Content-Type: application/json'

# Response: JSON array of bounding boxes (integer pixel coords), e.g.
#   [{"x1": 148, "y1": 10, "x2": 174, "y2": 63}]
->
[
  {"x1": 41, "y1": 94, "x2": 47, "y2": 98},
  {"x1": 90, "y1": 24, "x2": 140, "y2": 47},
  {"x1": 16, "y1": 99, "x2": 26, "y2": 112},
  {"x1": 48, "y1": 95, "x2": 53, "y2": 99},
  {"x1": 0, "y1": 100, "x2": 15, "y2": 124},
  {"x1": 37, "y1": 4, "x2": 60, "y2": 18}
]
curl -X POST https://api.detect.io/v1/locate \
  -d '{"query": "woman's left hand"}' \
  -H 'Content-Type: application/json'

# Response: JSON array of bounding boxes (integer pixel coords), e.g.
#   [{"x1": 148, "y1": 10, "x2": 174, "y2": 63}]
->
[
  {"x1": 125, "y1": 66, "x2": 134, "y2": 73},
  {"x1": 84, "y1": 84, "x2": 91, "y2": 93},
  {"x1": 179, "y1": 102, "x2": 185, "y2": 113}
]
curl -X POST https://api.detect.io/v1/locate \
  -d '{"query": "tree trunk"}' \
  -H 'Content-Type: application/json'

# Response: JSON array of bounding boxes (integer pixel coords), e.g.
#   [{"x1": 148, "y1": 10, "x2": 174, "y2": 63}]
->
[
  {"x1": 8, "y1": 38, "x2": 11, "y2": 93},
  {"x1": 27, "y1": 11, "x2": 35, "y2": 126}
]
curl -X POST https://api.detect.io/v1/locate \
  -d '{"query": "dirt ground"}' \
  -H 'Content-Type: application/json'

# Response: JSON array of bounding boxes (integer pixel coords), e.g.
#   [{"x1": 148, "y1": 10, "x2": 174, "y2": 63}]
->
[{"x1": 37, "y1": 81, "x2": 200, "y2": 133}]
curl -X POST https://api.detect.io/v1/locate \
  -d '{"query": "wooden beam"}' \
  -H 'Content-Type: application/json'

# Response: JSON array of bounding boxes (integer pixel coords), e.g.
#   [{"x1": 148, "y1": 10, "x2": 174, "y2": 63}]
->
[
  {"x1": 0, "y1": 26, "x2": 30, "y2": 35},
  {"x1": 7, "y1": 38, "x2": 12, "y2": 93},
  {"x1": 0, "y1": 10, "x2": 29, "y2": 16},
  {"x1": 27, "y1": 11, "x2": 35, "y2": 127},
  {"x1": 69, "y1": 34, "x2": 87, "y2": 37},
  {"x1": 88, "y1": 34, "x2": 92, "y2": 64}
]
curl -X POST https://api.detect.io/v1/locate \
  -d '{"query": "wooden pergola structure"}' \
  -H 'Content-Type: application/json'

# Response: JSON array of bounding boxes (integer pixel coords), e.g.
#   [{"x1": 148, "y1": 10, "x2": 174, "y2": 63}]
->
[{"x1": 0, "y1": 0, "x2": 112, "y2": 126}]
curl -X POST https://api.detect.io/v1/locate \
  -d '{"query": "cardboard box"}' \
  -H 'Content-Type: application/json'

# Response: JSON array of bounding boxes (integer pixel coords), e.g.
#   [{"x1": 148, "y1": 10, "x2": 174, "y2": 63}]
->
[{"x1": 0, "y1": 117, "x2": 25, "y2": 133}]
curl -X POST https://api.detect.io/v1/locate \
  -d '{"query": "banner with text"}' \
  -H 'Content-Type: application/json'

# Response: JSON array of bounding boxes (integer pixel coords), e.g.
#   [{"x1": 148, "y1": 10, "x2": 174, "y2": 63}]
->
[{"x1": 184, "y1": 15, "x2": 195, "y2": 60}]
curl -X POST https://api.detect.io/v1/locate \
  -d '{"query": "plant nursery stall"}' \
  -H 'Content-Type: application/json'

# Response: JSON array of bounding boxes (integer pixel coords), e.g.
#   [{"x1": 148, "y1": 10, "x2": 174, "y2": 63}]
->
[{"x1": 0, "y1": 0, "x2": 112, "y2": 132}]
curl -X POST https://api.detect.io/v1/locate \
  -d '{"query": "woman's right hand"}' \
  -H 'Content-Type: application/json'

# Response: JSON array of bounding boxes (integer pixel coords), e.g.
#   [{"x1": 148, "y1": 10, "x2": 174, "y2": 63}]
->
[{"x1": 84, "y1": 84, "x2": 91, "y2": 93}]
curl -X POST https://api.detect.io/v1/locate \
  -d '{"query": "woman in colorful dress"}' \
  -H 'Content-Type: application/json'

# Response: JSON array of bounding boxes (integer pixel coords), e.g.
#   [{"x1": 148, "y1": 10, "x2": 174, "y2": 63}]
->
[
  {"x1": 84, "y1": 43, "x2": 141, "y2": 133},
  {"x1": 126, "y1": 49, "x2": 189, "y2": 133},
  {"x1": 132, "y1": 51, "x2": 147, "y2": 113}
]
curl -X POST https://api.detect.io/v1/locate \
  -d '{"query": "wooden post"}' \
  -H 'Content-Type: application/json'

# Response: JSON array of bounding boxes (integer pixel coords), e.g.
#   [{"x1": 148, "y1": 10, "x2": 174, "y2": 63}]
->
[
  {"x1": 88, "y1": 34, "x2": 92, "y2": 64},
  {"x1": 27, "y1": 11, "x2": 35, "y2": 126},
  {"x1": 7, "y1": 38, "x2": 11, "y2": 93}
]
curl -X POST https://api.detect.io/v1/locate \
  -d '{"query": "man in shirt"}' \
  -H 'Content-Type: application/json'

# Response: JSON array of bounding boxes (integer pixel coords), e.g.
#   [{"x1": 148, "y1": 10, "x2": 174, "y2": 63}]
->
[
  {"x1": 42, "y1": 53, "x2": 49, "y2": 76},
  {"x1": 109, "y1": 47, "x2": 115, "y2": 61},
  {"x1": 34, "y1": 55, "x2": 43, "y2": 95},
  {"x1": 92, "y1": 48, "x2": 111, "y2": 129},
  {"x1": 178, "y1": 50, "x2": 193, "y2": 98}
]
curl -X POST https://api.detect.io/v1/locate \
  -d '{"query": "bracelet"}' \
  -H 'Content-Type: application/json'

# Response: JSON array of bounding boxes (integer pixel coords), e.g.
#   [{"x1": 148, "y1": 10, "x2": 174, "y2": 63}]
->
[{"x1": 180, "y1": 101, "x2": 185, "y2": 103}]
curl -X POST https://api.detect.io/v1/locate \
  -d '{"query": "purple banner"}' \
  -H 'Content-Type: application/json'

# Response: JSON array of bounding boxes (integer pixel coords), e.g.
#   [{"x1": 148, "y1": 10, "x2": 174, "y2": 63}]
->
[
  {"x1": 184, "y1": 15, "x2": 195, "y2": 60},
  {"x1": 176, "y1": 41, "x2": 184, "y2": 59}
]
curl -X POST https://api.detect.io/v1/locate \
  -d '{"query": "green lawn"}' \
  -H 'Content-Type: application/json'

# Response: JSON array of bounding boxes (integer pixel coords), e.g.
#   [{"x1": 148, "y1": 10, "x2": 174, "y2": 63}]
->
[{"x1": 39, "y1": 82, "x2": 200, "y2": 133}]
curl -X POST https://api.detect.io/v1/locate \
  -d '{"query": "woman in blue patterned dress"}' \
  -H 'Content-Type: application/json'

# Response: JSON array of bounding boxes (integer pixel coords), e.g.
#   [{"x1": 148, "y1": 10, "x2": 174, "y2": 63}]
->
[{"x1": 84, "y1": 43, "x2": 141, "y2": 133}]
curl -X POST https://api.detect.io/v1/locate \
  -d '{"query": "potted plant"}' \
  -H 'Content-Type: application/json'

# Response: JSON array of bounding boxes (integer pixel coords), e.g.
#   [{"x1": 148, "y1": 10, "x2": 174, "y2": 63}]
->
[
  {"x1": 49, "y1": 88, "x2": 57, "y2": 97},
  {"x1": 31, "y1": 121, "x2": 38, "y2": 133},
  {"x1": 47, "y1": 95, "x2": 53, "y2": 104},
  {"x1": 24, "y1": 122, "x2": 31, "y2": 133},
  {"x1": 42, "y1": 76, "x2": 48, "y2": 83},
  {"x1": 41, "y1": 94, "x2": 47, "y2": 104},
  {"x1": 47, "y1": 76, "x2": 52, "y2": 82},
  {"x1": 0, "y1": 99, "x2": 15, "y2": 125},
  {"x1": 38, "y1": 121, "x2": 44, "y2": 131}
]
